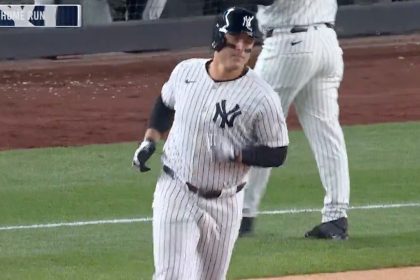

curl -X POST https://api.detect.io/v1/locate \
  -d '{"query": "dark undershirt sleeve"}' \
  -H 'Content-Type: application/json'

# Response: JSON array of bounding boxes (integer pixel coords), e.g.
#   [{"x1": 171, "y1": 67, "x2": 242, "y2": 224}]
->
[
  {"x1": 241, "y1": 145, "x2": 288, "y2": 167},
  {"x1": 148, "y1": 95, "x2": 175, "y2": 133}
]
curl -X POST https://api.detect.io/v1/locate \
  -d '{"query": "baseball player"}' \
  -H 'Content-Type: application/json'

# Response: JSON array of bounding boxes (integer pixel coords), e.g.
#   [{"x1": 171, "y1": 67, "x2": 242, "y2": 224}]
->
[
  {"x1": 132, "y1": 7, "x2": 289, "y2": 279},
  {"x1": 240, "y1": 0, "x2": 350, "y2": 240}
]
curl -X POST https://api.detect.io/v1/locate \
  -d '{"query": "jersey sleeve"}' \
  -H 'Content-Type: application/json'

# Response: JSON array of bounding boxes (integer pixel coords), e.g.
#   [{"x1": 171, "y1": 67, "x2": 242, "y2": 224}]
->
[
  {"x1": 161, "y1": 62, "x2": 184, "y2": 109},
  {"x1": 254, "y1": 91, "x2": 289, "y2": 147}
]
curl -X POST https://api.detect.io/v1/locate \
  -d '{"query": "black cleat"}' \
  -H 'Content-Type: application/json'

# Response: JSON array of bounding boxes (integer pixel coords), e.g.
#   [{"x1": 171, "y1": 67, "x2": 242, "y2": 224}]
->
[
  {"x1": 239, "y1": 217, "x2": 254, "y2": 237},
  {"x1": 304, "y1": 217, "x2": 349, "y2": 240}
]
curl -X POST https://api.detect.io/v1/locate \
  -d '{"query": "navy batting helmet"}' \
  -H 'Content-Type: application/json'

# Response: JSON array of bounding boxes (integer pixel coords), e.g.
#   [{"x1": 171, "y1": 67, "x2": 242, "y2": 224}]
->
[{"x1": 211, "y1": 7, "x2": 259, "y2": 52}]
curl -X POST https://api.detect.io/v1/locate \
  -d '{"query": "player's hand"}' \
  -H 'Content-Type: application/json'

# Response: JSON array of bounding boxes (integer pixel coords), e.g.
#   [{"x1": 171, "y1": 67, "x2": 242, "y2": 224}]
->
[
  {"x1": 207, "y1": 132, "x2": 235, "y2": 162},
  {"x1": 132, "y1": 140, "x2": 156, "y2": 172},
  {"x1": 211, "y1": 144, "x2": 235, "y2": 162}
]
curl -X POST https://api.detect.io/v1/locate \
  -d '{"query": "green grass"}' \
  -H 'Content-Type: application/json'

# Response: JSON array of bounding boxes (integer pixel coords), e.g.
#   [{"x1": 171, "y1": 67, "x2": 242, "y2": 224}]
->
[
  {"x1": 0, "y1": 121, "x2": 419, "y2": 279},
  {"x1": 230, "y1": 208, "x2": 420, "y2": 278}
]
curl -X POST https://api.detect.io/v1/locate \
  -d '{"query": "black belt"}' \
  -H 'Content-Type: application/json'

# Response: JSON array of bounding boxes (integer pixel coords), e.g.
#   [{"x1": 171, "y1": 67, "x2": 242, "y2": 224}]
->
[
  {"x1": 163, "y1": 165, "x2": 245, "y2": 199},
  {"x1": 266, "y1": 23, "x2": 334, "y2": 38}
]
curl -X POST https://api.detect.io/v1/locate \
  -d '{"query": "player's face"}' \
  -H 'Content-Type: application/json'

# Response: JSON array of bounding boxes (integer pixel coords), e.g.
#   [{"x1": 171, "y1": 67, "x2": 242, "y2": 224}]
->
[{"x1": 221, "y1": 33, "x2": 255, "y2": 70}]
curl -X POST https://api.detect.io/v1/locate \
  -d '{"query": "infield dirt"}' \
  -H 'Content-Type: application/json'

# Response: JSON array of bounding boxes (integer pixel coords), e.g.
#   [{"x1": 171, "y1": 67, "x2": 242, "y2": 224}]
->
[
  {"x1": 1, "y1": 34, "x2": 420, "y2": 150},
  {"x1": 1, "y1": 34, "x2": 420, "y2": 279}
]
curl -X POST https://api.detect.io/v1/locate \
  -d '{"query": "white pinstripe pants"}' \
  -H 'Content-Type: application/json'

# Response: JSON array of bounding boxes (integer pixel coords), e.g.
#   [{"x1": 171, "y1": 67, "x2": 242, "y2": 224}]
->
[
  {"x1": 244, "y1": 25, "x2": 350, "y2": 222},
  {"x1": 153, "y1": 171, "x2": 244, "y2": 280}
]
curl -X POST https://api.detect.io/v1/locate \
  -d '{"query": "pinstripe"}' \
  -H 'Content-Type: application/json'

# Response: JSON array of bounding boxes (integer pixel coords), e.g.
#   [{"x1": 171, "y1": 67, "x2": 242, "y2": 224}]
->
[
  {"x1": 256, "y1": 99, "x2": 272, "y2": 142},
  {"x1": 211, "y1": 198, "x2": 226, "y2": 279},
  {"x1": 172, "y1": 183, "x2": 191, "y2": 277},
  {"x1": 154, "y1": 175, "x2": 206, "y2": 279},
  {"x1": 162, "y1": 59, "x2": 288, "y2": 191},
  {"x1": 201, "y1": 201, "x2": 216, "y2": 280},
  {"x1": 205, "y1": 211, "x2": 218, "y2": 280},
  {"x1": 196, "y1": 193, "x2": 243, "y2": 280},
  {"x1": 200, "y1": 82, "x2": 217, "y2": 191},
  {"x1": 244, "y1": 1, "x2": 350, "y2": 224},
  {"x1": 257, "y1": 0, "x2": 337, "y2": 31},
  {"x1": 194, "y1": 69, "x2": 214, "y2": 187},
  {"x1": 200, "y1": 201, "x2": 213, "y2": 279},
  {"x1": 208, "y1": 200, "x2": 226, "y2": 280},
  {"x1": 159, "y1": 176, "x2": 175, "y2": 270},
  {"x1": 177, "y1": 63, "x2": 205, "y2": 178},
  {"x1": 154, "y1": 56, "x2": 287, "y2": 278}
]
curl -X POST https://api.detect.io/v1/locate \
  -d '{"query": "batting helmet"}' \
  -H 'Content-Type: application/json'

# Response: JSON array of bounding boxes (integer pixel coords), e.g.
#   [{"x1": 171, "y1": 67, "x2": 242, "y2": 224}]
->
[{"x1": 211, "y1": 7, "x2": 259, "y2": 52}]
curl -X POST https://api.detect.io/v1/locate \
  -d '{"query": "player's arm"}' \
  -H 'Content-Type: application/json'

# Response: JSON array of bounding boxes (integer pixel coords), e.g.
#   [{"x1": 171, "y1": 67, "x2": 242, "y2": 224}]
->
[
  {"x1": 235, "y1": 145, "x2": 287, "y2": 167},
  {"x1": 133, "y1": 62, "x2": 180, "y2": 172},
  {"x1": 132, "y1": 95, "x2": 175, "y2": 172},
  {"x1": 147, "y1": 95, "x2": 175, "y2": 140},
  {"x1": 236, "y1": 91, "x2": 289, "y2": 168}
]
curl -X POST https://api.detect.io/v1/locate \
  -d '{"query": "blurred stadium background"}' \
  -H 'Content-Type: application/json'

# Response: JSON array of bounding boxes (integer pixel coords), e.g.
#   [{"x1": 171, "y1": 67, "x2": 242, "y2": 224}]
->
[
  {"x1": 0, "y1": 0, "x2": 418, "y2": 22},
  {"x1": 1, "y1": 0, "x2": 420, "y2": 60},
  {"x1": 0, "y1": 0, "x2": 416, "y2": 22}
]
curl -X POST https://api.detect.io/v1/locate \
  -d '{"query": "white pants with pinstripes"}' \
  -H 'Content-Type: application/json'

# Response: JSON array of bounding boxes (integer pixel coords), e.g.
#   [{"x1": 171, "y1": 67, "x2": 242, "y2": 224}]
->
[
  {"x1": 243, "y1": 24, "x2": 350, "y2": 223},
  {"x1": 153, "y1": 171, "x2": 244, "y2": 280}
]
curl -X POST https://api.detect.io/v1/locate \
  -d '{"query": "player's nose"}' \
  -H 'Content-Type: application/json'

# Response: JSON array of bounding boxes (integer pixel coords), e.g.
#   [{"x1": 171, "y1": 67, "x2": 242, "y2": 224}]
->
[{"x1": 234, "y1": 40, "x2": 246, "y2": 52}]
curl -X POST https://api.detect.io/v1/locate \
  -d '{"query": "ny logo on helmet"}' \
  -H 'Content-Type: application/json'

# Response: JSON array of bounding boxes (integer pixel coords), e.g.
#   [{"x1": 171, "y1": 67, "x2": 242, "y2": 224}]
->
[
  {"x1": 213, "y1": 100, "x2": 242, "y2": 128},
  {"x1": 242, "y1": 15, "x2": 254, "y2": 32}
]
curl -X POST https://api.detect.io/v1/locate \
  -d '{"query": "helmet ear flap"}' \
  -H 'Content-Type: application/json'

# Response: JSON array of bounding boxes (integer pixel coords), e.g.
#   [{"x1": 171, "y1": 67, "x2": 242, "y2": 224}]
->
[
  {"x1": 212, "y1": 30, "x2": 225, "y2": 52},
  {"x1": 211, "y1": 15, "x2": 226, "y2": 52}
]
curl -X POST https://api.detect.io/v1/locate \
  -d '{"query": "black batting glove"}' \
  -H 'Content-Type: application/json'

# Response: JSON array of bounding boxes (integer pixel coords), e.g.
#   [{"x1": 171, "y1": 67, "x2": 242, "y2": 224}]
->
[{"x1": 132, "y1": 140, "x2": 156, "y2": 172}]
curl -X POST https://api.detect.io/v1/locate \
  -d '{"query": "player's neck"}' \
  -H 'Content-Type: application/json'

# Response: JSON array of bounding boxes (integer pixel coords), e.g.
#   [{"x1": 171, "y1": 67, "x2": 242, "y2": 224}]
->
[{"x1": 208, "y1": 58, "x2": 246, "y2": 82}]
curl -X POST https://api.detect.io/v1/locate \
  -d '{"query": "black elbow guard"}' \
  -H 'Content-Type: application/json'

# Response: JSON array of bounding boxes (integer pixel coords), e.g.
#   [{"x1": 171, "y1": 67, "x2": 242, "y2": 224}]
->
[{"x1": 149, "y1": 95, "x2": 175, "y2": 133}]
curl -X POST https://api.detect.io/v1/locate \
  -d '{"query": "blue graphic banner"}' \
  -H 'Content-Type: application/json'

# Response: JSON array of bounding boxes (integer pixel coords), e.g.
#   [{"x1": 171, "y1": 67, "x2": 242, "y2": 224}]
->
[{"x1": 0, "y1": 5, "x2": 81, "y2": 27}]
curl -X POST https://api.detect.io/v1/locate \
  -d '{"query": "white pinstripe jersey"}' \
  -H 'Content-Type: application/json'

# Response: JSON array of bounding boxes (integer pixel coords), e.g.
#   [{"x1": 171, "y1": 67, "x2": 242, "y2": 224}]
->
[
  {"x1": 160, "y1": 58, "x2": 289, "y2": 192},
  {"x1": 257, "y1": 0, "x2": 337, "y2": 31}
]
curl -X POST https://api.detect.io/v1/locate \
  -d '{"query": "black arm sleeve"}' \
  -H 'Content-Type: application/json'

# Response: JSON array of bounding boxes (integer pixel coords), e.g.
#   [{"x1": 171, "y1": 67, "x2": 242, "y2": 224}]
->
[
  {"x1": 148, "y1": 95, "x2": 175, "y2": 133},
  {"x1": 241, "y1": 145, "x2": 288, "y2": 168}
]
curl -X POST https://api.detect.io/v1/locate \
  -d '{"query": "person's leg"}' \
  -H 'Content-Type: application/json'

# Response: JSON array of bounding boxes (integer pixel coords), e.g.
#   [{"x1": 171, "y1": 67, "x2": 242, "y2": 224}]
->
[
  {"x1": 241, "y1": 33, "x2": 318, "y2": 235},
  {"x1": 196, "y1": 191, "x2": 243, "y2": 279},
  {"x1": 294, "y1": 77, "x2": 349, "y2": 221},
  {"x1": 142, "y1": 0, "x2": 166, "y2": 20},
  {"x1": 152, "y1": 175, "x2": 201, "y2": 279},
  {"x1": 293, "y1": 28, "x2": 350, "y2": 239},
  {"x1": 241, "y1": 167, "x2": 271, "y2": 233}
]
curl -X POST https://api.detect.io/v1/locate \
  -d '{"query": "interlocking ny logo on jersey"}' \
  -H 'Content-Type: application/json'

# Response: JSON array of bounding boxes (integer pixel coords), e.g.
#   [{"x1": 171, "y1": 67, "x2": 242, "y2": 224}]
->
[
  {"x1": 212, "y1": 100, "x2": 241, "y2": 128},
  {"x1": 242, "y1": 15, "x2": 254, "y2": 32}
]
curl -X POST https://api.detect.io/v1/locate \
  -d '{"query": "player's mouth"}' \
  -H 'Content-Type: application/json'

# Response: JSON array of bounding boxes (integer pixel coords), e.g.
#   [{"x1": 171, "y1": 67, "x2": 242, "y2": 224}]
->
[{"x1": 231, "y1": 54, "x2": 245, "y2": 60}]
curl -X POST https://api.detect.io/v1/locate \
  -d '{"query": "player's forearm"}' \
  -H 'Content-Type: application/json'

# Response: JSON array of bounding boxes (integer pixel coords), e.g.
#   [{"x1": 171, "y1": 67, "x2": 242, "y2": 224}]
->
[
  {"x1": 143, "y1": 128, "x2": 162, "y2": 143},
  {"x1": 236, "y1": 145, "x2": 288, "y2": 167}
]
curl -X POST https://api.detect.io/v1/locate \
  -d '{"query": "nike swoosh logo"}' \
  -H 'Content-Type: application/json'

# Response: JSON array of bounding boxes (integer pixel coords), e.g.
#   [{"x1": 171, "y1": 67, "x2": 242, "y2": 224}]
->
[
  {"x1": 291, "y1": 40, "x2": 303, "y2": 46},
  {"x1": 185, "y1": 79, "x2": 196, "y2": 84}
]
